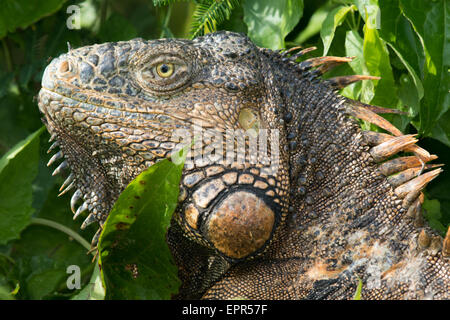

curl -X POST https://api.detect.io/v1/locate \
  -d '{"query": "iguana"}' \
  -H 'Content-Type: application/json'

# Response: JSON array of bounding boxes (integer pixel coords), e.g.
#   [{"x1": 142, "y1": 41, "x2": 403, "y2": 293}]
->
[{"x1": 38, "y1": 31, "x2": 450, "y2": 299}]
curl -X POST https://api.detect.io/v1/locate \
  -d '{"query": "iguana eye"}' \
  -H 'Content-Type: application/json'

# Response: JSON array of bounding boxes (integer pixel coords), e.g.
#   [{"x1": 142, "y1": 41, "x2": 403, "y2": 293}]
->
[
  {"x1": 156, "y1": 63, "x2": 174, "y2": 78},
  {"x1": 132, "y1": 47, "x2": 193, "y2": 94}
]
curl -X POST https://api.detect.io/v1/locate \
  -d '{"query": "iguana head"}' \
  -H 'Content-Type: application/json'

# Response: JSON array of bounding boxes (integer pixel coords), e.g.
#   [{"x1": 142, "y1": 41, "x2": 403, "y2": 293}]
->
[{"x1": 39, "y1": 31, "x2": 291, "y2": 259}]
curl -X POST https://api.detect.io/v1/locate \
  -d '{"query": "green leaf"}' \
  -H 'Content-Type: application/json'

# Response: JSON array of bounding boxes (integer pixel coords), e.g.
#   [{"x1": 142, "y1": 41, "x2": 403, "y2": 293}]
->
[
  {"x1": 433, "y1": 110, "x2": 450, "y2": 147},
  {"x1": 350, "y1": 0, "x2": 379, "y2": 26},
  {"x1": 98, "y1": 148, "x2": 188, "y2": 299},
  {"x1": 219, "y1": 4, "x2": 248, "y2": 35},
  {"x1": 0, "y1": 127, "x2": 44, "y2": 245},
  {"x1": 321, "y1": 5, "x2": 356, "y2": 56},
  {"x1": 385, "y1": 43, "x2": 424, "y2": 106},
  {"x1": 294, "y1": 3, "x2": 330, "y2": 44},
  {"x1": 0, "y1": 0, "x2": 67, "y2": 39},
  {"x1": 71, "y1": 260, "x2": 105, "y2": 300},
  {"x1": 400, "y1": 0, "x2": 450, "y2": 140},
  {"x1": 20, "y1": 256, "x2": 67, "y2": 300},
  {"x1": 379, "y1": 0, "x2": 425, "y2": 81},
  {"x1": 344, "y1": 30, "x2": 373, "y2": 103},
  {"x1": 362, "y1": 21, "x2": 397, "y2": 108},
  {"x1": 423, "y1": 199, "x2": 446, "y2": 235},
  {"x1": 378, "y1": 0, "x2": 450, "y2": 142},
  {"x1": 378, "y1": 0, "x2": 425, "y2": 125},
  {"x1": 243, "y1": 0, "x2": 304, "y2": 49},
  {"x1": 397, "y1": 73, "x2": 420, "y2": 119}
]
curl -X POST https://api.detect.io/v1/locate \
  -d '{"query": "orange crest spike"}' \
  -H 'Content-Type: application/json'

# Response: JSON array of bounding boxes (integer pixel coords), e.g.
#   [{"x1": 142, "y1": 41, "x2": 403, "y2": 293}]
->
[
  {"x1": 370, "y1": 134, "x2": 418, "y2": 162},
  {"x1": 327, "y1": 75, "x2": 381, "y2": 89},
  {"x1": 394, "y1": 168, "x2": 443, "y2": 198}
]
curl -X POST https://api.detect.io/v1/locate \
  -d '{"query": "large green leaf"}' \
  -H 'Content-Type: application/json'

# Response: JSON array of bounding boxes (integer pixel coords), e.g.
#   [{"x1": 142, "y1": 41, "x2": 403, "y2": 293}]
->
[
  {"x1": 362, "y1": 21, "x2": 397, "y2": 108},
  {"x1": 433, "y1": 110, "x2": 450, "y2": 147},
  {"x1": 350, "y1": 0, "x2": 379, "y2": 25},
  {"x1": 98, "y1": 149, "x2": 187, "y2": 299},
  {"x1": 344, "y1": 30, "x2": 373, "y2": 103},
  {"x1": 379, "y1": 0, "x2": 425, "y2": 79},
  {"x1": 422, "y1": 199, "x2": 447, "y2": 235},
  {"x1": 378, "y1": 0, "x2": 424, "y2": 111},
  {"x1": 293, "y1": 2, "x2": 330, "y2": 44},
  {"x1": 321, "y1": 5, "x2": 356, "y2": 56},
  {"x1": 0, "y1": 0, "x2": 67, "y2": 39},
  {"x1": 243, "y1": 0, "x2": 304, "y2": 49},
  {"x1": 400, "y1": 0, "x2": 450, "y2": 139},
  {"x1": 0, "y1": 127, "x2": 44, "y2": 245},
  {"x1": 397, "y1": 73, "x2": 420, "y2": 121}
]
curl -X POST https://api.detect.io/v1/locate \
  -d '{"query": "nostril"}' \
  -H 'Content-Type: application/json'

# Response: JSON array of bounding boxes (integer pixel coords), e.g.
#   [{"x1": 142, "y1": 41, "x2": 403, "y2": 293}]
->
[{"x1": 59, "y1": 60, "x2": 72, "y2": 74}]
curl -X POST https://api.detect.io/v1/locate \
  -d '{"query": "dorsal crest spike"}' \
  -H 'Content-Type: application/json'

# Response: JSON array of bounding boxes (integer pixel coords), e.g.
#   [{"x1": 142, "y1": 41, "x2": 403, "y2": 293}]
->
[
  {"x1": 289, "y1": 47, "x2": 317, "y2": 62},
  {"x1": 326, "y1": 75, "x2": 381, "y2": 89},
  {"x1": 346, "y1": 98, "x2": 407, "y2": 115},
  {"x1": 281, "y1": 45, "x2": 304, "y2": 57}
]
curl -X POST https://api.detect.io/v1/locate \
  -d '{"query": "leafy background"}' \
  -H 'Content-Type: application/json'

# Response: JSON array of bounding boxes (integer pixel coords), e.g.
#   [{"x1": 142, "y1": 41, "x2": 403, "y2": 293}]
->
[{"x1": 0, "y1": 0, "x2": 448, "y2": 299}]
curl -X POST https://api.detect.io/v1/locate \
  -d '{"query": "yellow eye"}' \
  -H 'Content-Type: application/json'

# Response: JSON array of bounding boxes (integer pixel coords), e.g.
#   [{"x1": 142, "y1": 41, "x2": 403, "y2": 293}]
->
[{"x1": 156, "y1": 63, "x2": 174, "y2": 78}]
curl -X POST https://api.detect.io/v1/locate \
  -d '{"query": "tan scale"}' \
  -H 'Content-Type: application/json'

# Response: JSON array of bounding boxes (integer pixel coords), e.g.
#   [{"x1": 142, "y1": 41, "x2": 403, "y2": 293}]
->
[
  {"x1": 221, "y1": 172, "x2": 238, "y2": 185},
  {"x1": 238, "y1": 173, "x2": 254, "y2": 184},
  {"x1": 192, "y1": 179, "x2": 226, "y2": 209}
]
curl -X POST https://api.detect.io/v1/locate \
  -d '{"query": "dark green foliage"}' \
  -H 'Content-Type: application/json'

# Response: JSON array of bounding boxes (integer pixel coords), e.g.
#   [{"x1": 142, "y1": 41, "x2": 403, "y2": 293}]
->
[
  {"x1": 0, "y1": 0, "x2": 448, "y2": 299},
  {"x1": 0, "y1": 0, "x2": 67, "y2": 39},
  {"x1": 0, "y1": 127, "x2": 44, "y2": 245}
]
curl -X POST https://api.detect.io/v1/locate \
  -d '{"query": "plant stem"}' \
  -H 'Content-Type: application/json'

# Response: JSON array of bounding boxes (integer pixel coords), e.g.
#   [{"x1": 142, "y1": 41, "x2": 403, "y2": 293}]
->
[
  {"x1": 30, "y1": 217, "x2": 92, "y2": 253},
  {"x1": 160, "y1": 4, "x2": 173, "y2": 38},
  {"x1": 2, "y1": 38, "x2": 12, "y2": 72},
  {"x1": 350, "y1": 8, "x2": 357, "y2": 30}
]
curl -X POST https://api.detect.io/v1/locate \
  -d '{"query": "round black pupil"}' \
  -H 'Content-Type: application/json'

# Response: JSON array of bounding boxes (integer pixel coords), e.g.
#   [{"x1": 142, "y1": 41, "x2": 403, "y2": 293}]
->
[{"x1": 160, "y1": 64, "x2": 169, "y2": 73}]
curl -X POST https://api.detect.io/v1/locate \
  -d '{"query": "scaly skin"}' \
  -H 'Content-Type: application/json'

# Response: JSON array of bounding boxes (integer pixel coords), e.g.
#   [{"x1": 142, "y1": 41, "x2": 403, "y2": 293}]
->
[{"x1": 38, "y1": 31, "x2": 450, "y2": 299}]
